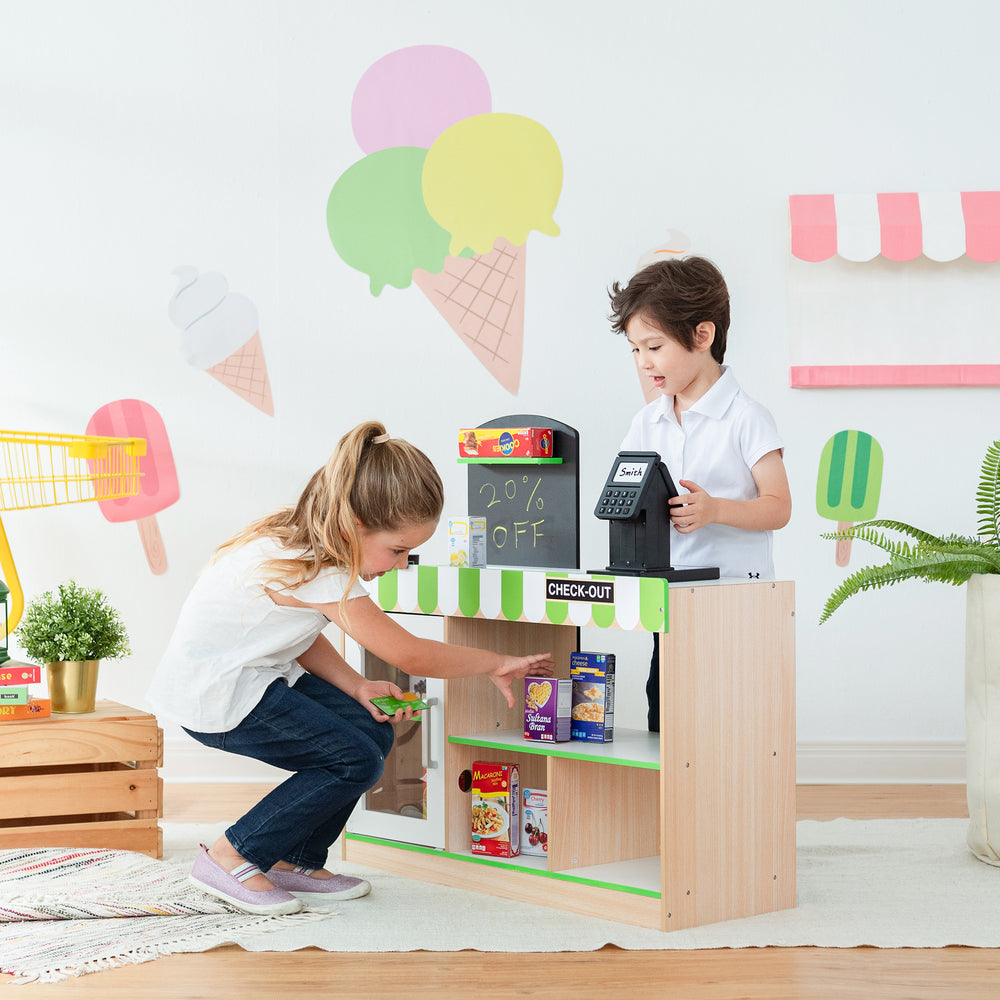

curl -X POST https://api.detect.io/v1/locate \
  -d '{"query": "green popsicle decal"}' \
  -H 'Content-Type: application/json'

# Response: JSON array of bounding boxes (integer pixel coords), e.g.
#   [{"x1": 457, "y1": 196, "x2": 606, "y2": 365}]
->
[{"x1": 816, "y1": 429, "x2": 883, "y2": 566}]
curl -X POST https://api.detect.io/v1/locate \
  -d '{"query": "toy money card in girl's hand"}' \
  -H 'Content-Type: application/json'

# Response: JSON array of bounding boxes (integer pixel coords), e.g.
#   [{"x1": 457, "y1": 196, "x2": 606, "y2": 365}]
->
[{"x1": 370, "y1": 694, "x2": 430, "y2": 715}]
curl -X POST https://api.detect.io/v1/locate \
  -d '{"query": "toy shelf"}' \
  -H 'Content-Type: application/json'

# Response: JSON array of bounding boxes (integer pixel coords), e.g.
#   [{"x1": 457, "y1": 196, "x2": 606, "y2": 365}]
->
[
  {"x1": 457, "y1": 457, "x2": 563, "y2": 464},
  {"x1": 344, "y1": 567, "x2": 796, "y2": 932},
  {"x1": 449, "y1": 728, "x2": 661, "y2": 769}
]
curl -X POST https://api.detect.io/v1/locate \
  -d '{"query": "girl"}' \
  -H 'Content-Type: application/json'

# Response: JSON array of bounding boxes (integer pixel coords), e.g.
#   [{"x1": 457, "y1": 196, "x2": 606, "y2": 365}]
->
[{"x1": 148, "y1": 421, "x2": 553, "y2": 915}]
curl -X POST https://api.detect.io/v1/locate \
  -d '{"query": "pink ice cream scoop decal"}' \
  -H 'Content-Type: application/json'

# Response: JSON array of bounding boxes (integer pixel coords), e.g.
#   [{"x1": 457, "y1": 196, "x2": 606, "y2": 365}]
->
[
  {"x1": 168, "y1": 266, "x2": 274, "y2": 416},
  {"x1": 86, "y1": 399, "x2": 179, "y2": 575},
  {"x1": 327, "y1": 45, "x2": 563, "y2": 396}
]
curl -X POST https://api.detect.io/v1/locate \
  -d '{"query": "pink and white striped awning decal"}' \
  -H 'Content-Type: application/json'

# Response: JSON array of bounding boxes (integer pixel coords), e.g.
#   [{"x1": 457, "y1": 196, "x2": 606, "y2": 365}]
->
[{"x1": 789, "y1": 192, "x2": 1000, "y2": 262}]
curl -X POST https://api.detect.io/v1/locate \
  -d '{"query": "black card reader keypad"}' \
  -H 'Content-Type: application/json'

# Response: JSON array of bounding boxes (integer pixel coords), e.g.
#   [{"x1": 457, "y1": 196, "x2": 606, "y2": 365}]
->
[{"x1": 595, "y1": 487, "x2": 641, "y2": 519}]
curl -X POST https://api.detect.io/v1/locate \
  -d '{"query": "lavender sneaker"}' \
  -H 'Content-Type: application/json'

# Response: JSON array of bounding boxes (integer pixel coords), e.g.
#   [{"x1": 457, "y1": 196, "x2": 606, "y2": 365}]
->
[
  {"x1": 189, "y1": 844, "x2": 303, "y2": 915},
  {"x1": 266, "y1": 864, "x2": 372, "y2": 900}
]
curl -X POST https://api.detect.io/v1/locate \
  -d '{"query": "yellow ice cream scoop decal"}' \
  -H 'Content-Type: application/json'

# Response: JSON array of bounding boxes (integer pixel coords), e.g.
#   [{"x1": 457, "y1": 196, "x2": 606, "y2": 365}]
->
[{"x1": 422, "y1": 112, "x2": 562, "y2": 256}]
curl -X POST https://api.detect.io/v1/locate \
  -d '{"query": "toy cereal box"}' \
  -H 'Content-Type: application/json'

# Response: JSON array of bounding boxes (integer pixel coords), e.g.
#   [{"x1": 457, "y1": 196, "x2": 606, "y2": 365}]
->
[
  {"x1": 459, "y1": 427, "x2": 553, "y2": 460},
  {"x1": 521, "y1": 787, "x2": 548, "y2": 857},
  {"x1": 523, "y1": 676, "x2": 571, "y2": 742},
  {"x1": 471, "y1": 760, "x2": 519, "y2": 857},
  {"x1": 570, "y1": 651, "x2": 615, "y2": 743},
  {"x1": 448, "y1": 516, "x2": 487, "y2": 567}
]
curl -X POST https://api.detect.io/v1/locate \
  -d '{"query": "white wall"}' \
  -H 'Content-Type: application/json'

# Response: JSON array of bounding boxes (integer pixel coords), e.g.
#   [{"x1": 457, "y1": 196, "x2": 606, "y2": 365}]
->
[{"x1": 3, "y1": 0, "x2": 993, "y2": 781}]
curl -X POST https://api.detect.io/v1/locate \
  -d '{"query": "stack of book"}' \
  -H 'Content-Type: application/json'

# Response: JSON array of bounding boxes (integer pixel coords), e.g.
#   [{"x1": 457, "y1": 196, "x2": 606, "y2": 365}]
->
[{"x1": 0, "y1": 663, "x2": 51, "y2": 719}]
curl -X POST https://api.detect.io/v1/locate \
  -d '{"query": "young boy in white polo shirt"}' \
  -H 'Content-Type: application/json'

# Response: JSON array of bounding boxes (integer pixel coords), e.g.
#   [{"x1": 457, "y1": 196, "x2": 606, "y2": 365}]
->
[{"x1": 609, "y1": 256, "x2": 791, "y2": 731}]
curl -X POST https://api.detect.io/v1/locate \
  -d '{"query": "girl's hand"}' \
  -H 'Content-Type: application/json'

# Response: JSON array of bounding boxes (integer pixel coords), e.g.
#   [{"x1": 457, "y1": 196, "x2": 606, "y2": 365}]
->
[
  {"x1": 358, "y1": 679, "x2": 419, "y2": 723},
  {"x1": 488, "y1": 652, "x2": 555, "y2": 709},
  {"x1": 669, "y1": 479, "x2": 718, "y2": 533}
]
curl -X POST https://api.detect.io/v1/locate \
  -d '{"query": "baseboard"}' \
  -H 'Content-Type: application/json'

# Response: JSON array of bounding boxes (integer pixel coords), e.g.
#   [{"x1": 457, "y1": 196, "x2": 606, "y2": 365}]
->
[
  {"x1": 160, "y1": 737, "x2": 967, "y2": 785},
  {"x1": 795, "y1": 741, "x2": 966, "y2": 784}
]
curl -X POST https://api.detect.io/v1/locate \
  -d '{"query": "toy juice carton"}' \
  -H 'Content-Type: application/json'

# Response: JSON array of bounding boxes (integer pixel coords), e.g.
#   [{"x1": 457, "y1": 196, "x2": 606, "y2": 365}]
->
[
  {"x1": 448, "y1": 516, "x2": 487, "y2": 568},
  {"x1": 470, "y1": 760, "x2": 519, "y2": 857},
  {"x1": 521, "y1": 787, "x2": 549, "y2": 857},
  {"x1": 570, "y1": 651, "x2": 615, "y2": 743},
  {"x1": 459, "y1": 427, "x2": 553, "y2": 460},
  {"x1": 523, "y1": 677, "x2": 571, "y2": 742}
]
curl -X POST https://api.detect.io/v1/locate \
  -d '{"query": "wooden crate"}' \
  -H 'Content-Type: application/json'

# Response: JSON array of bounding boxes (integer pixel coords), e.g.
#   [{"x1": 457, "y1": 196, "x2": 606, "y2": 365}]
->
[{"x1": 0, "y1": 700, "x2": 163, "y2": 858}]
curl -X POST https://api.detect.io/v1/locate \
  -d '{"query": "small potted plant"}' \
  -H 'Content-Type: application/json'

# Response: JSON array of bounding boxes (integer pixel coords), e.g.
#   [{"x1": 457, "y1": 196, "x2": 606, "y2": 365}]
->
[
  {"x1": 820, "y1": 440, "x2": 1000, "y2": 866},
  {"x1": 15, "y1": 580, "x2": 132, "y2": 714}
]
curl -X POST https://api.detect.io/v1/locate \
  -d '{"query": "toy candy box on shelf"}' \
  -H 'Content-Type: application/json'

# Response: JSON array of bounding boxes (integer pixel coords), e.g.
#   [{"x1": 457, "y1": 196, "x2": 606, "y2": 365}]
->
[{"x1": 459, "y1": 427, "x2": 553, "y2": 460}]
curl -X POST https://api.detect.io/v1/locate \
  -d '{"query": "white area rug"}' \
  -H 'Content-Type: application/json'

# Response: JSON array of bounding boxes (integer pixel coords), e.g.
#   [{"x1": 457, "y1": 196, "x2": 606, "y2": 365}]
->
[{"x1": 0, "y1": 818, "x2": 997, "y2": 981}]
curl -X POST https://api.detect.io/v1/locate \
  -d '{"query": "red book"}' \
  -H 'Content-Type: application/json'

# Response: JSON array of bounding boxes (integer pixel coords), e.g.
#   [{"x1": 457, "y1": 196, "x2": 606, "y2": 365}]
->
[{"x1": 0, "y1": 663, "x2": 42, "y2": 686}]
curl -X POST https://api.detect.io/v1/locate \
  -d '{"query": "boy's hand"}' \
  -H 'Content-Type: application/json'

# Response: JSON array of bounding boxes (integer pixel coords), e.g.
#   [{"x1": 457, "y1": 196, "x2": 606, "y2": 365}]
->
[
  {"x1": 669, "y1": 480, "x2": 717, "y2": 533},
  {"x1": 488, "y1": 652, "x2": 555, "y2": 709}
]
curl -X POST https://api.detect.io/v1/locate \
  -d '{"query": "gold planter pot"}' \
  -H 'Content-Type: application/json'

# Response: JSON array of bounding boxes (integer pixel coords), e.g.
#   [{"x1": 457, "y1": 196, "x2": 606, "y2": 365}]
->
[{"x1": 46, "y1": 659, "x2": 100, "y2": 714}]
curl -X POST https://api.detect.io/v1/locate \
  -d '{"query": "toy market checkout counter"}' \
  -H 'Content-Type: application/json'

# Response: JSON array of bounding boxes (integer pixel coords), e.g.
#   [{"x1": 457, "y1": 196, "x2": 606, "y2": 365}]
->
[{"x1": 343, "y1": 417, "x2": 795, "y2": 932}]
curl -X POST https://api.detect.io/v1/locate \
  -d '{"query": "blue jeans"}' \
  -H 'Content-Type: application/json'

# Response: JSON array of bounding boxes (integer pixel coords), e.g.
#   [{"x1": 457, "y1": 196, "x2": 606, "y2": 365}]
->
[{"x1": 183, "y1": 673, "x2": 395, "y2": 872}]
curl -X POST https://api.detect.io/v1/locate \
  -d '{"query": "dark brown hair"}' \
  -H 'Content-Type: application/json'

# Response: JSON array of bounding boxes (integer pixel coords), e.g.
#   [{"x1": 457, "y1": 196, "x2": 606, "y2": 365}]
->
[{"x1": 608, "y1": 256, "x2": 730, "y2": 363}]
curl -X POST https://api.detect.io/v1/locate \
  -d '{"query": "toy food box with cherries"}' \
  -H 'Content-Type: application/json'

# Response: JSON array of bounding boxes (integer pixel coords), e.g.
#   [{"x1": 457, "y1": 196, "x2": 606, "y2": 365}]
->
[
  {"x1": 459, "y1": 427, "x2": 553, "y2": 459},
  {"x1": 470, "y1": 760, "x2": 520, "y2": 857}
]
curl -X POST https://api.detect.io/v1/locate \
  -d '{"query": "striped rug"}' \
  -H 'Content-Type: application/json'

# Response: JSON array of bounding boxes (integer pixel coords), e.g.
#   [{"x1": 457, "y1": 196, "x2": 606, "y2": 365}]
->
[{"x1": 0, "y1": 846, "x2": 324, "y2": 982}]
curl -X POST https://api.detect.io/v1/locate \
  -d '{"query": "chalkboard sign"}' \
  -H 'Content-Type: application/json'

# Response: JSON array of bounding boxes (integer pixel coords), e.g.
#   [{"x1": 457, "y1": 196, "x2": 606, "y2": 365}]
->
[{"x1": 465, "y1": 414, "x2": 579, "y2": 569}]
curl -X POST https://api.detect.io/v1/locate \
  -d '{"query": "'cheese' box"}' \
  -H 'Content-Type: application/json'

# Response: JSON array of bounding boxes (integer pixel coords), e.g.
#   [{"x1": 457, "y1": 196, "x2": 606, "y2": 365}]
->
[
  {"x1": 523, "y1": 677, "x2": 571, "y2": 742},
  {"x1": 448, "y1": 516, "x2": 487, "y2": 568},
  {"x1": 570, "y1": 651, "x2": 615, "y2": 743},
  {"x1": 459, "y1": 427, "x2": 553, "y2": 459},
  {"x1": 471, "y1": 760, "x2": 519, "y2": 857},
  {"x1": 521, "y1": 787, "x2": 549, "y2": 857}
]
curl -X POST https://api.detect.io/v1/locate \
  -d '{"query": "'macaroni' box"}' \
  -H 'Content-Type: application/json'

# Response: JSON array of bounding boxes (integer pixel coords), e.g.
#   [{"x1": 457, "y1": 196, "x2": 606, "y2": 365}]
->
[{"x1": 470, "y1": 760, "x2": 520, "y2": 857}]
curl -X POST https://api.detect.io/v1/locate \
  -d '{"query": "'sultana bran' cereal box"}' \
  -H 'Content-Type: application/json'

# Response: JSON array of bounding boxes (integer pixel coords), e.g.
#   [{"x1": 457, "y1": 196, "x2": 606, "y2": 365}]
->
[{"x1": 470, "y1": 761, "x2": 519, "y2": 857}]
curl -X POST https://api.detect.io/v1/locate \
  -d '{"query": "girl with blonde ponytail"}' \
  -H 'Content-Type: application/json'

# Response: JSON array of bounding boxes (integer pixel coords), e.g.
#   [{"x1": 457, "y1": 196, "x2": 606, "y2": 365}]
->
[{"x1": 149, "y1": 421, "x2": 553, "y2": 916}]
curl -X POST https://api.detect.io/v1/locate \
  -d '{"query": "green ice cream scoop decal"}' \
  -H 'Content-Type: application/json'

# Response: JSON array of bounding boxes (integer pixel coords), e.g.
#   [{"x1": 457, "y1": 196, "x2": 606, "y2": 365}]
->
[{"x1": 326, "y1": 146, "x2": 453, "y2": 295}]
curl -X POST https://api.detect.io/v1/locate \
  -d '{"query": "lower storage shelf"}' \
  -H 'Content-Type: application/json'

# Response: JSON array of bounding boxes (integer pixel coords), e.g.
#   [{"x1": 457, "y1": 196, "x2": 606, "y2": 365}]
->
[{"x1": 343, "y1": 833, "x2": 664, "y2": 929}]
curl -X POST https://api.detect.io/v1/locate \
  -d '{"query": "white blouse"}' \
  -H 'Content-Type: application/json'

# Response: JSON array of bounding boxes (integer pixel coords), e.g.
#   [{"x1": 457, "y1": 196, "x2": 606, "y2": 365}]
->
[{"x1": 147, "y1": 536, "x2": 368, "y2": 732}]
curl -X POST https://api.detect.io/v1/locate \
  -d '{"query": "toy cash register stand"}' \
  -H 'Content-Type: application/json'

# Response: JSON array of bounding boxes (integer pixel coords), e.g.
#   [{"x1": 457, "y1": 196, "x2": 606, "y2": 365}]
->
[
  {"x1": 344, "y1": 418, "x2": 795, "y2": 932},
  {"x1": 592, "y1": 451, "x2": 719, "y2": 581}
]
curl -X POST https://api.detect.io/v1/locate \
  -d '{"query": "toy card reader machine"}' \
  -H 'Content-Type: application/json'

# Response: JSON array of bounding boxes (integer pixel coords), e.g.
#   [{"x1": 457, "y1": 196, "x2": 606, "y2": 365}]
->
[{"x1": 591, "y1": 451, "x2": 719, "y2": 581}]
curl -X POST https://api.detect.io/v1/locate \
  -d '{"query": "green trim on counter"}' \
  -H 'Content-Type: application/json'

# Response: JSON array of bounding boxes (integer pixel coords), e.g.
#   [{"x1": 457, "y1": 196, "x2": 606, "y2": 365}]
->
[
  {"x1": 374, "y1": 565, "x2": 669, "y2": 632},
  {"x1": 344, "y1": 833, "x2": 660, "y2": 898}
]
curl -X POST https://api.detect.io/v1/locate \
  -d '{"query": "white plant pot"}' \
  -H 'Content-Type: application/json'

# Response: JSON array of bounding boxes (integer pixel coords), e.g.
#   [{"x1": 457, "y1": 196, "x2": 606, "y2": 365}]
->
[{"x1": 965, "y1": 573, "x2": 1000, "y2": 865}]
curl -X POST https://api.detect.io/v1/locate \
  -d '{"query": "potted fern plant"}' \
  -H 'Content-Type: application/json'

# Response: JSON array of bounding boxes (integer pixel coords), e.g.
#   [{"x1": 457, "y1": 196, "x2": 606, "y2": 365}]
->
[
  {"x1": 820, "y1": 440, "x2": 1000, "y2": 866},
  {"x1": 16, "y1": 580, "x2": 131, "y2": 714}
]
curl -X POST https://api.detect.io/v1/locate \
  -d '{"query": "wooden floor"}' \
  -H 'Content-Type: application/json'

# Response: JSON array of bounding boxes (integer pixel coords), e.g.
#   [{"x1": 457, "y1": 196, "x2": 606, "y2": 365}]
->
[{"x1": 6, "y1": 783, "x2": 998, "y2": 999}]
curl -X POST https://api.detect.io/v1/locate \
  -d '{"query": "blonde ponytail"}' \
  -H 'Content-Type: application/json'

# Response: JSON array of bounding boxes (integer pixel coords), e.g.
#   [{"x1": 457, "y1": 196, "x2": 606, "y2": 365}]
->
[{"x1": 215, "y1": 421, "x2": 443, "y2": 617}]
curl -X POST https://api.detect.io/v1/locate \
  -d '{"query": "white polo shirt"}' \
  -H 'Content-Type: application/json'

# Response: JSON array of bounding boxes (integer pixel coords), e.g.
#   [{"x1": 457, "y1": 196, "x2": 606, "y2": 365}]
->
[
  {"x1": 147, "y1": 536, "x2": 368, "y2": 733},
  {"x1": 619, "y1": 367, "x2": 783, "y2": 580}
]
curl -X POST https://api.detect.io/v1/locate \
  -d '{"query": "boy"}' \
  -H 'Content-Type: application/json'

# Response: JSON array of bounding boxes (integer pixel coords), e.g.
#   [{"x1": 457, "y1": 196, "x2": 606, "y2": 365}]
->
[{"x1": 609, "y1": 256, "x2": 791, "y2": 731}]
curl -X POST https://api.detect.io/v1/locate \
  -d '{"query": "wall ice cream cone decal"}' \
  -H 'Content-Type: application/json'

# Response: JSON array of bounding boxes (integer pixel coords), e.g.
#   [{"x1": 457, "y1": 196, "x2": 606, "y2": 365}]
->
[
  {"x1": 168, "y1": 266, "x2": 274, "y2": 416},
  {"x1": 327, "y1": 46, "x2": 562, "y2": 395},
  {"x1": 205, "y1": 330, "x2": 273, "y2": 415},
  {"x1": 412, "y1": 238, "x2": 525, "y2": 394}
]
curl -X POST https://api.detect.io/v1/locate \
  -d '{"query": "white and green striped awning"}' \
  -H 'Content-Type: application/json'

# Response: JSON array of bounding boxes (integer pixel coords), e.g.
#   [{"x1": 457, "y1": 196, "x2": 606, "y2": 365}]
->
[{"x1": 371, "y1": 566, "x2": 668, "y2": 632}]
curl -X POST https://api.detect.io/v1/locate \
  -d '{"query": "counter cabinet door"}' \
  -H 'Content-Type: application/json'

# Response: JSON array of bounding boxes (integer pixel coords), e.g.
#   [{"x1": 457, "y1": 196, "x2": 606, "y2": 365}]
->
[{"x1": 343, "y1": 615, "x2": 446, "y2": 849}]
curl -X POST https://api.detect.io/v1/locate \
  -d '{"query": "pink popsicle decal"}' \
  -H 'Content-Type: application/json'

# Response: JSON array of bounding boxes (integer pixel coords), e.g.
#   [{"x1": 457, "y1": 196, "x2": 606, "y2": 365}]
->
[{"x1": 86, "y1": 399, "x2": 179, "y2": 575}]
